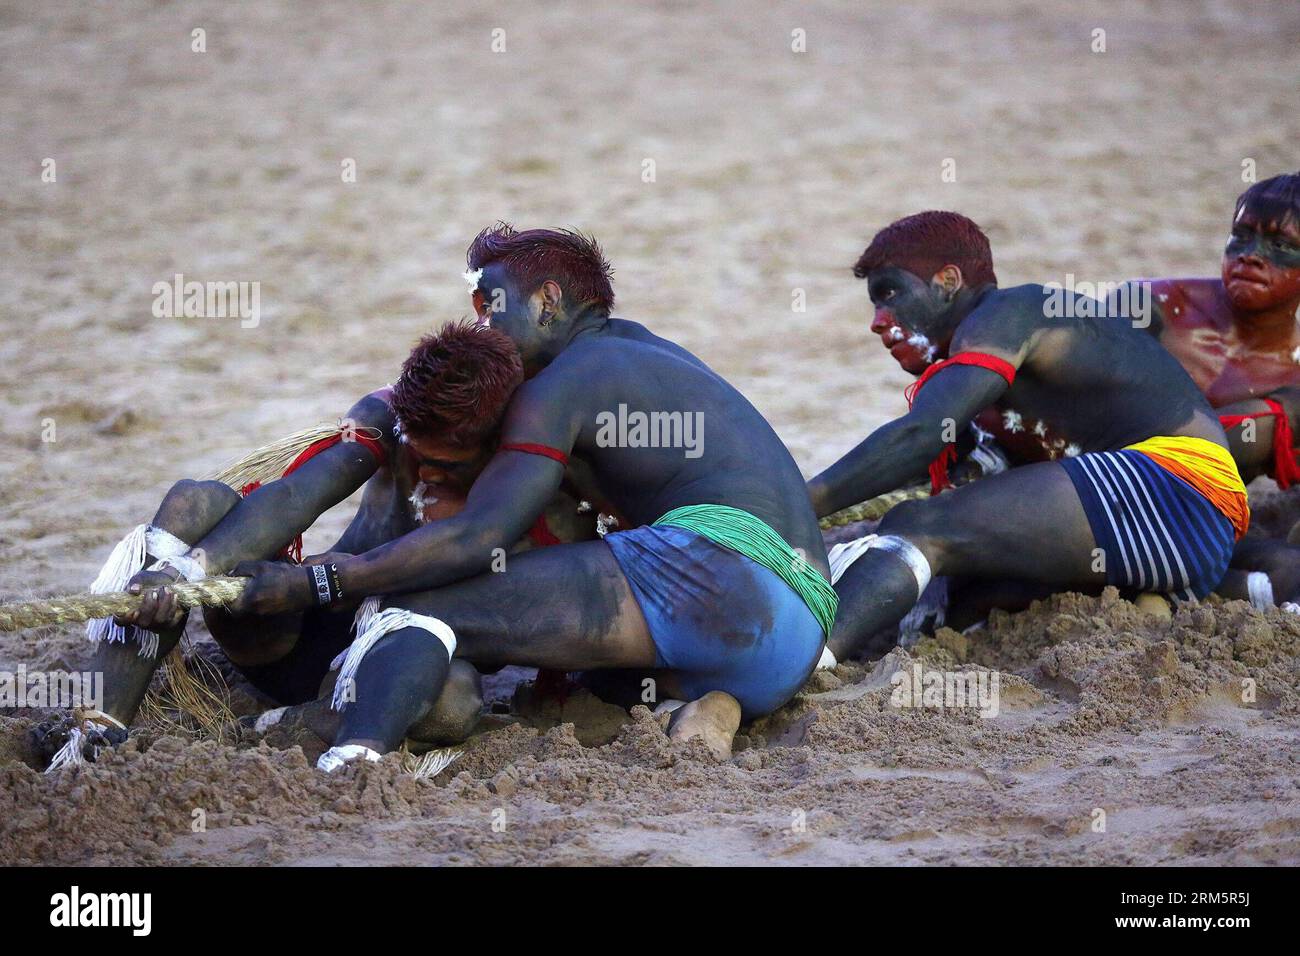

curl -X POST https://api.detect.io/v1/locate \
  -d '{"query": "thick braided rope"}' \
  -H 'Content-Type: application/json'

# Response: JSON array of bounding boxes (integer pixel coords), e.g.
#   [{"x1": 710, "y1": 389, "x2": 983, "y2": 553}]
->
[
  {"x1": 0, "y1": 577, "x2": 247, "y2": 633},
  {"x1": 818, "y1": 485, "x2": 931, "y2": 530}
]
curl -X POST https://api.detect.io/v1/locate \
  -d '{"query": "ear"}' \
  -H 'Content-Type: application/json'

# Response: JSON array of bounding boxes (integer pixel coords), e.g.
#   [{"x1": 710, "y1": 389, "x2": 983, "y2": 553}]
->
[
  {"x1": 539, "y1": 279, "x2": 564, "y2": 316},
  {"x1": 933, "y1": 265, "x2": 964, "y2": 299}
]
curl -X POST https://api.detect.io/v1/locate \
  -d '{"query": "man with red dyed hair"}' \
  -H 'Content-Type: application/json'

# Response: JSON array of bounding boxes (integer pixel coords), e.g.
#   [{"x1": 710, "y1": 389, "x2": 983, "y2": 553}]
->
[
  {"x1": 37, "y1": 320, "x2": 597, "y2": 764},
  {"x1": 232, "y1": 223, "x2": 834, "y2": 767},
  {"x1": 807, "y1": 211, "x2": 1249, "y2": 663}
]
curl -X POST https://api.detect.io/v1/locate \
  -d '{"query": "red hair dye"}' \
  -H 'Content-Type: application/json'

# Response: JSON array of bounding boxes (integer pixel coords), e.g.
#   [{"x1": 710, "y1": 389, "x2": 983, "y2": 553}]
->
[
  {"x1": 853, "y1": 210, "x2": 998, "y2": 289},
  {"x1": 390, "y1": 319, "x2": 525, "y2": 447},
  {"x1": 467, "y1": 223, "x2": 615, "y2": 316}
]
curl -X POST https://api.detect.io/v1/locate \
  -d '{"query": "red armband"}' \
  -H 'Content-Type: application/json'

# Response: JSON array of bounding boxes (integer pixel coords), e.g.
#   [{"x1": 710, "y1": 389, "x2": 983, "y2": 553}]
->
[
  {"x1": 903, "y1": 352, "x2": 1017, "y2": 495},
  {"x1": 904, "y1": 352, "x2": 1017, "y2": 409},
  {"x1": 500, "y1": 442, "x2": 569, "y2": 466}
]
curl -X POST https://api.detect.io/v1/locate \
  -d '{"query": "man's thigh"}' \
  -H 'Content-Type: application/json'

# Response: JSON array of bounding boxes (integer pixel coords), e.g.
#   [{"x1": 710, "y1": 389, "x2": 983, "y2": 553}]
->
[
  {"x1": 391, "y1": 539, "x2": 659, "y2": 672},
  {"x1": 885, "y1": 460, "x2": 1103, "y2": 586}
]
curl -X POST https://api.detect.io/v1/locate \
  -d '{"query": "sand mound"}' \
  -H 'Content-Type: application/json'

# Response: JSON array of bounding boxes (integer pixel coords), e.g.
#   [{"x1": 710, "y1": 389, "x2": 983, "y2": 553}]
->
[{"x1": 3, "y1": 588, "x2": 1297, "y2": 865}]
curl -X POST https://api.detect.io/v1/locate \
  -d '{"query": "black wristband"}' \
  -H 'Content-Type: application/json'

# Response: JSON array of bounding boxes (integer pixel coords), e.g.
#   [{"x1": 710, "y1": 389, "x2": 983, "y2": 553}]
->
[
  {"x1": 309, "y1": 563, "x2": 343, "y2": 606},
  {"x1": 325, "y1": 562, "x2": 344, "y2": 603}
]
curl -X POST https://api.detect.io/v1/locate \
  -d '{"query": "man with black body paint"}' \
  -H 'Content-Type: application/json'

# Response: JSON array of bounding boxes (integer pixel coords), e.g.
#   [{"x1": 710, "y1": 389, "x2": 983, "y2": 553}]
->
[
  {"x1": 231, "y1": 225, "x2": 834, "y2": 766},
  {"x1": 809, "y1": 211, "x2": 1249, "y2": 664}
]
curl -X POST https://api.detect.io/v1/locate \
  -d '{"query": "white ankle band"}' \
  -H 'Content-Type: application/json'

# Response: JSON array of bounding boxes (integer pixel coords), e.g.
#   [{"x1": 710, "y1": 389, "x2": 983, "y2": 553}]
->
[
  {"x1": 867, "y1": 534, "x2": 932, "y2": 596},
  {"x1": 253, "y1": 706, "x2": 288, "y2": 734},
  {"x1": 331, "y1": 608, "x2": 457, "y2": 711},
  {"x1": 816, "y1": 645, "x2": 838, "y2": 670},
  {"x1": 317, "y1": 745, "x2": 382, "y2": 773},
  {"x1": 1247, "y1": 571, "x2": 1275, "y2": 610},
  {"x1": 80, "y1": 709, "x2": 126, "y2": 731}
]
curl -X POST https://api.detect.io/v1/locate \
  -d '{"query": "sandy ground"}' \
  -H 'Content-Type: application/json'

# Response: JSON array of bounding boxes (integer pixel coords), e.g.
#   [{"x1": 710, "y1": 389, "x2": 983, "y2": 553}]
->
[{"x1": 1, "y1": 0, "x2": 1298, "y2": 865}]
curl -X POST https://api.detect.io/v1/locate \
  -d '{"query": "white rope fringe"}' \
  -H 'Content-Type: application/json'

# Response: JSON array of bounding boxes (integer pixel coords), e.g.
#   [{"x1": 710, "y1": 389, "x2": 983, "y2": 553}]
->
[
  {"x1": 43, "y1": 710, "x2": 126, "y2": 773},
  {"x1": 85, "y1": 524, "x2": 191, "y2": 655},
  {"x1": 403, "y1": 746, "x2": 460, "y2": 779},
  {"x1": 45, "y1": 727, "x2": 86, "y2": 772},
  {"x1": 331, "y1": 608, "x2": 457, "y2": 711}
]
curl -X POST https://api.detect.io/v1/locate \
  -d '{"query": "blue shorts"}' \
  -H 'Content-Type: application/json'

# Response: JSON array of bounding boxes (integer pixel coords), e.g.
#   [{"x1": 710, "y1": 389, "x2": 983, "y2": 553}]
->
[
  {"x1": 604, "y1": 524, "x2": 825, "y2": 720},
  {"x1": 1061, "y1": 449, "x2": 1235, "y2": 602}
]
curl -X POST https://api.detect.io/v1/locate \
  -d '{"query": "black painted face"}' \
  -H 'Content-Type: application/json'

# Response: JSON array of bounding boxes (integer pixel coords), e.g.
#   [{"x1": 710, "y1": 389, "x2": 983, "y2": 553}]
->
[
  {"x1": 865, "y1": 266, "x2": 953, "y2": 374},
  {"x1": 1222, "y1": 202, "x2": 1300, "y2": 313},
  {"x1": 472, "y1": 262, "x2": 546, "y2": 366}
]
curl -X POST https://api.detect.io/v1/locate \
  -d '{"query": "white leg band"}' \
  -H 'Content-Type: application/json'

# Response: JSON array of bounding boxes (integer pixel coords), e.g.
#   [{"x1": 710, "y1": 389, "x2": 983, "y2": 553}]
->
[
  {"x1": 867, "y1": 534, "x2": 932, "y2": 596},
  {"x1": 827, "y1": 533, "x2": 878, "y2": 585},
  {"x1": 330, "y1": 608, "x2": 457, "y2": 711},
  {"x1": 145, "y1": 527, "x2": 190, "y2": 561},
  {"x1": 317, "y1": 744, "x2": 382, "y2": 773},
  {"x1": 816, "y1": 645, "x2": 838, "y2": 670},
  {"x1": 826, "y1": 532, "x2": 932, "y2": 597},
  {"x1": 86, "y1": 524, "x2": 192, "y2": 653},
  {"x1": 148, "y1": 553, "x2": 207, "y2": 583},
  {"x1": 1247, "y1": 571, "x2": 1275, "y2": 610}
]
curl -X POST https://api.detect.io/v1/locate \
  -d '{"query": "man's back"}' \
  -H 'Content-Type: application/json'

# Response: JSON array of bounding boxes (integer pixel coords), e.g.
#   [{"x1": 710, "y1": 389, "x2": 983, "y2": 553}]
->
[
  {"x1": 515, "y1": 318, "x2": 828, "y2": 567},
  {"x1": 961, "y1": 284, "x2": 1226, "y2": 454}
]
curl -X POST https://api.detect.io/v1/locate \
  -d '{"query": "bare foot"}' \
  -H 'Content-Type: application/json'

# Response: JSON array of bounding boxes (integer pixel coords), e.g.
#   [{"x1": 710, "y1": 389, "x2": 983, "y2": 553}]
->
[{"x1": 667, "y1": 690, "x2": 741, "y2": 761}]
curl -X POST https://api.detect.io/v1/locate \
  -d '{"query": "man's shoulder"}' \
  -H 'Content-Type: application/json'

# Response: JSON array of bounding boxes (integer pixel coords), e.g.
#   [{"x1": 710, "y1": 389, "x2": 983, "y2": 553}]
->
[
  {"x1": 1144, "y1": 277, "x2": 1228, "y2": 328},
  {"x1": 953, "y1": 285, "x2": 1043, "y2": 346},
  {"x1": 348, "y1": 389, "x2": 399, "y2": 429}
]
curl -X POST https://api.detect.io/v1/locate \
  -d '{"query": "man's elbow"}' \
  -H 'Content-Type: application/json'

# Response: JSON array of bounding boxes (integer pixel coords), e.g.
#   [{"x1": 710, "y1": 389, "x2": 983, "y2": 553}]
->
[{"x1": 897, "y1": 416, "x2": 948, "y2": 455}]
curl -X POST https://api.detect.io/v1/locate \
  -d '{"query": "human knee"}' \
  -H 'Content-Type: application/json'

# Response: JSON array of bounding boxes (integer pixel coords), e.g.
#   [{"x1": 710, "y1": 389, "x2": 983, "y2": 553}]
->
[
  {"x1": 877, "y1": 500, "x2": 949, "y2": 566},
  {"x1": 156, "y1": 478, "x2": 240, "y2": 539}
]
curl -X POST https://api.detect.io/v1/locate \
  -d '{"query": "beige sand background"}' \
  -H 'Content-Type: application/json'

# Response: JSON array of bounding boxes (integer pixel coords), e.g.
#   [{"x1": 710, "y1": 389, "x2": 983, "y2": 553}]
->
[{"x1": 1, "y1": 0, "x2": 1297, "y2": 864}]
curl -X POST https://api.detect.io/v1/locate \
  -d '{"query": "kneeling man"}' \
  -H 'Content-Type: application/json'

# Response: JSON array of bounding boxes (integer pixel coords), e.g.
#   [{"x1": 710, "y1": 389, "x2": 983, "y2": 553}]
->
[{"x1": 232, "y1": 225, "x2": 835, "y2": 765}]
